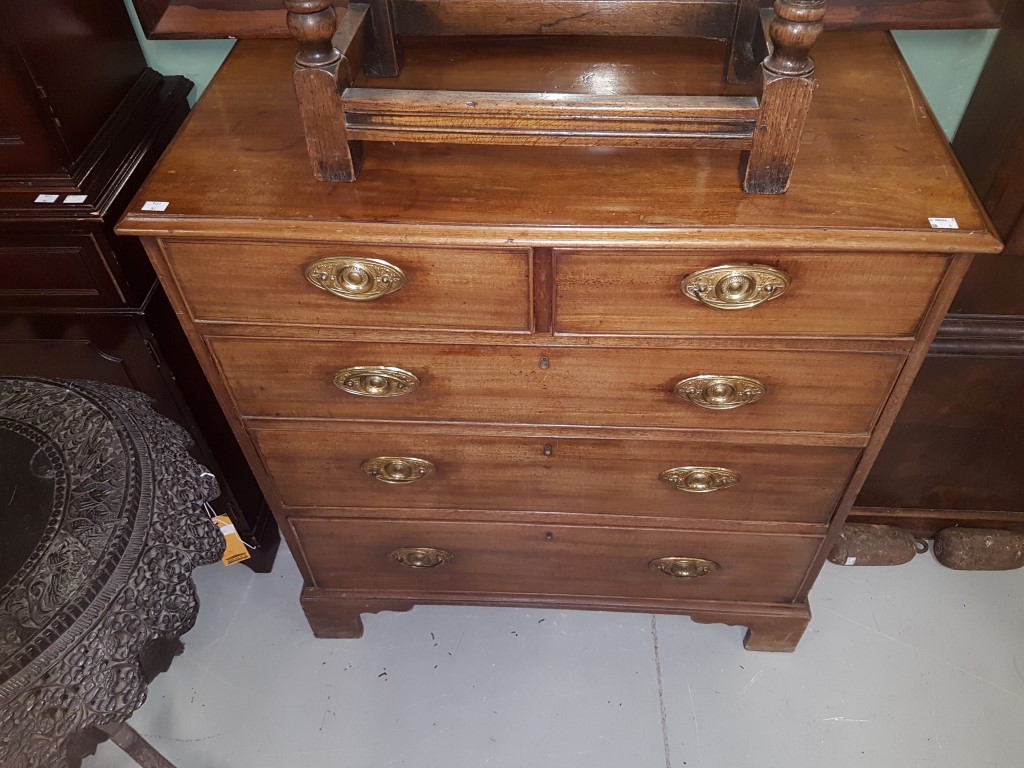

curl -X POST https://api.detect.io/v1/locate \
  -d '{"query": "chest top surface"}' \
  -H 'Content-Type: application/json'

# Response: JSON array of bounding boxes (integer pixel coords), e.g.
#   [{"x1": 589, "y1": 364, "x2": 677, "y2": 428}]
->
[{"x1": 120, "y1": 32, "x2": 999, "y2": 253}]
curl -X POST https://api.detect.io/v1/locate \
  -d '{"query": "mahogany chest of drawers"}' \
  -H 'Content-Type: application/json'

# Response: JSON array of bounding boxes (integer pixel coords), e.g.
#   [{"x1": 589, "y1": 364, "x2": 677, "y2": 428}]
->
[{"x1": 119, "y1": 32, "x2": 1000, "y2": 651}]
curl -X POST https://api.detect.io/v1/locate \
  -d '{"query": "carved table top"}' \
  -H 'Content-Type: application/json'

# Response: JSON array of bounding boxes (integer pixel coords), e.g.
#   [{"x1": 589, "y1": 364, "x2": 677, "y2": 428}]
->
[{"x1": 0, "y1": 378, "x2": 224, "y2": 768}]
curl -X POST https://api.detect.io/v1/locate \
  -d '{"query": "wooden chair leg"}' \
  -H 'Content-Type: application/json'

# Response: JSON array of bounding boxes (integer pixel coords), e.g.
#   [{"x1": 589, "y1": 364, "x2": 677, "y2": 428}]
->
[
  {"x1": 285, "y1": 0, "x2": 363, "y2": 181},
  {"x1": 743, "y1": 0, "x2": 826, "y2": 194},
  {"x1": 95, "y1": 723, "x2": 177, "y2": 768}
]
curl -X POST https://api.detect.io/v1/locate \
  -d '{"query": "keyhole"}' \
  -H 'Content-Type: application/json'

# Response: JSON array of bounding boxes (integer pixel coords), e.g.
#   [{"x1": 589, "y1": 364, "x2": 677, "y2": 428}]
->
[
  {"x1": 539, "y1": 356, "x2": 549, "y2": 370},
  {"x1": 545, "y1": 531, "x2": 554, "y2": 541},
  {"x1": 543, "y1": 445, "x2": 553, "y2": 457}
]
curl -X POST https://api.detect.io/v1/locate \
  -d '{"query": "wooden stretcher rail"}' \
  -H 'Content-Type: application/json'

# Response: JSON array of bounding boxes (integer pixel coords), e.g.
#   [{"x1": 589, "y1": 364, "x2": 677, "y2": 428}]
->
[{"x1": 341, "y1": 89, "x2": 759, "y2": 147}]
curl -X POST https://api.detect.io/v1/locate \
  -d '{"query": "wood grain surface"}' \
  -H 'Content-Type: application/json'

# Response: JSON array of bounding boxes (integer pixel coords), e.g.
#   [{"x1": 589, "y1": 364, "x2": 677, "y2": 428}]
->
[
  {"x1": 120, "y1": 34, "x2": 999, "y2": 253},
  {"x1": 290, "y1": 515, "x2": 823, "y2": 603},
  {"x1": 554, "y1": 250, "x2": 949, "y2": 337},
  {"x1": 209, "y1": 336, "x2": 903, "y2": 434},
  {"x1": 162, "y1": 240, "x2": 533, "y2": 331},
  {"x1": 135, "y1": 0, "x2": 1005, "y2": 39},
  {"x1": 117, "y1": 28, "x2": 998, "y2": 650},
  {"x1": 252, "y1": 424, "x2": 860, "y2": 523}
]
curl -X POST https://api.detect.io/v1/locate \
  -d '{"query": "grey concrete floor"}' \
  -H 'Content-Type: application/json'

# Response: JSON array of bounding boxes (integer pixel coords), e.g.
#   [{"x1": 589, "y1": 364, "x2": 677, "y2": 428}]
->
[{"x1": 87, "y1": 543, "x2": 1024, "y2": 768}]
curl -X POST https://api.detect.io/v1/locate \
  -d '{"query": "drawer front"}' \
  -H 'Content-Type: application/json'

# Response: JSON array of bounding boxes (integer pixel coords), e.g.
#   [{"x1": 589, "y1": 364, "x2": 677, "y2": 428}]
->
[
  {"x1": 255, "y1": 427, "x2": 859, "y2": 524},
  {"x1": 161, "y1": 240, "x2": 532, "y2": 331},
  {"x1": 0, "y1": 235, "x2": 126, "y2": 309},
  {"x1": 554, "y1": 251, "x2": 949, "y2": 337},
  {"x1": 212, "y1": 337, "x2": 903, "y2": 434},
  {"x1": 291, "y1": 517, "x2": 822, "y2": 604}
]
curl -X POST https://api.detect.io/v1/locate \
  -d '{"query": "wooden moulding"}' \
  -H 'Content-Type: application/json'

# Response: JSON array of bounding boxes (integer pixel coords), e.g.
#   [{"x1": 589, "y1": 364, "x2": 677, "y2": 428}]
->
[
  {"x1": 342, "y1": 90, "x2": 760, "y2": 148},
  {"x1": 848, "y1": 508, "x2": 1024, "y2": 538},
  {"x1": 135, "y1": 0, "x2": 1006, "y2": 40}
]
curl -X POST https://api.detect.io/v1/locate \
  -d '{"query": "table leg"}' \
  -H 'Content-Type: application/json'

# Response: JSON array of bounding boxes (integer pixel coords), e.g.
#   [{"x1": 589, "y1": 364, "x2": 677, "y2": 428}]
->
[{"x1": 95, "y1": 722, "x2": 177, "y2": 768}]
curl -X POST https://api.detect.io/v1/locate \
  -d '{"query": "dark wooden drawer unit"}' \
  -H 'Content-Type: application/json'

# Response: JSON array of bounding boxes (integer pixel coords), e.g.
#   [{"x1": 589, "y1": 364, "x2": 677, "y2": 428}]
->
[
  {"x1": 0, "y1": 234, "x2": 131, "y2": 310},
  {"x1": 119, "y1": 34, "x2": 1001, "y2": 651},
  {"x1": 853, "y1": 17, "x2": 1024, "y2": 539},
  {"x1": 0, "y1": 1, "x2": 278, "y2": 570}
]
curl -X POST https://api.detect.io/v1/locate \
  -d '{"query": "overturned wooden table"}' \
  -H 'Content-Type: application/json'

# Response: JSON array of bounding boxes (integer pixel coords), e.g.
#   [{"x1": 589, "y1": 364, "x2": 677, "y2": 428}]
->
[{"x1": 0, "y1": 378, "x2": 224, "y2": 768}]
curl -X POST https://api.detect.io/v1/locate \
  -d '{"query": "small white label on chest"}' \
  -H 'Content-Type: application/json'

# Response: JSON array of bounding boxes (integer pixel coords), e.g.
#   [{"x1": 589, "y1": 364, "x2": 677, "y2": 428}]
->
[
  {"x1": 34, "y1": 194, "x2": 59, "y2": 203},
  {"x1": 141, "y1": 200, "x2": 170, "y2": 212},
  {"x1": 928, "y1": 217, "x2": 959, "y2": 229}
]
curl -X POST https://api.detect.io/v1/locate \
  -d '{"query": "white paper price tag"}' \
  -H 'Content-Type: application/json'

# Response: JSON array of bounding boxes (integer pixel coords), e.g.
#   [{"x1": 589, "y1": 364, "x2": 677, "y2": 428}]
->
[{"x1": 141, "y1": 200, "x2": 170, "y2": 212}]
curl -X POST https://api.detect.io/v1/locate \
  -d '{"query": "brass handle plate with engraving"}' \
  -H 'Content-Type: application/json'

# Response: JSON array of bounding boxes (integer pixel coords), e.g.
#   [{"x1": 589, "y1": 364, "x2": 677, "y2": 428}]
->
[
  {"x1": 681, "y1": 264, "x2": 790, "y2": 310},
  {"x1": 649, "y1": 556, "x2": 719, "y2": 579},
  {"x1": 361, "y1": 456, "x2": 435, "y2": 484},
  {"x1": 305, "y1": 256, "x2": 407, "y2": 301},
  {"x1": 334, "y1": 365, "x2": 419, "y2": 397},
  {"x1": 673, "y1": 375, "x2": 766, "y2": 410},
  {"x1": 389, "y1": 547, "x2": 453, "y2": 568},
  {"x1": 660, "y1": 466, "x2": 740, "y2": 493}
]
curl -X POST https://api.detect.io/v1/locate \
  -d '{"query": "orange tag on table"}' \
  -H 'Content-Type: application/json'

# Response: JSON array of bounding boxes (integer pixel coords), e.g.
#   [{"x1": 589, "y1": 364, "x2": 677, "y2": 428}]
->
[{"x1": 213, "y1": 514, "x2": 251, "y2": 566}]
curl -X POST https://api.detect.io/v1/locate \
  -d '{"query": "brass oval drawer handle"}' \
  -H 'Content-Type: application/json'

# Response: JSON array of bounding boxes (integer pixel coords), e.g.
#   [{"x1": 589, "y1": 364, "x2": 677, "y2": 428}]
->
[
  {"x1": 660, "y1": 466, "x2": 740, "y2": 493},
  {"x1": 334, "y1": 365, "x2": 420, "y2": 397},
  {"x1": 305, "y1": 256, "x2": 407, "y2": 301},
  {"x1": 389, "y1": 547, "x2": 453, "y2": 569},
  {"x1": 681, "y1": 264, "x2": 790, "y2": 310},
  {"x1": 673, "y1": 375, "x2": 766, "y2": 410},
  {"x1": 649, "y1": 556, "x2": 719, "y2": 579},
  {"x1": 361, "y1": 456, "x2": 435, "y2": 484}
]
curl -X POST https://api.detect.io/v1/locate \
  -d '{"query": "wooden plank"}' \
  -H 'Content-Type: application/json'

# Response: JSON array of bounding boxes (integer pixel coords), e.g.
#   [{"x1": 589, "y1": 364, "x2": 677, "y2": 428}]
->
[
  {"x1": 342, "y1": 89, "x2": 761, "y2": 119},
  {"x1": 135, "y1": 0, "x2": 1005, "y2": 39},
  {"x1": 392, "y1": 0, "x2": 737, "y2": 39}
]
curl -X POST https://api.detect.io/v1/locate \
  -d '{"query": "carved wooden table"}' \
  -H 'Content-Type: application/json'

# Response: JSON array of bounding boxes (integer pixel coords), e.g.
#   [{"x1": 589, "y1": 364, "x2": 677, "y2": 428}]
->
[{"x1": 0, "y1": 378, "x2": 224, "y2": 768}]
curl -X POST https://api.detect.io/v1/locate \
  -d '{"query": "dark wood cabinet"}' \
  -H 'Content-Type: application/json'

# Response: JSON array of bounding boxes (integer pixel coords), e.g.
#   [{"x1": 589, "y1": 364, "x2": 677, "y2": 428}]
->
[
  {"x1": 0, "y1": 0, "x2": 279, "y2": 570},
  {"x1": 853, "y1": 6, "x2": 1024, "y2": 536}
]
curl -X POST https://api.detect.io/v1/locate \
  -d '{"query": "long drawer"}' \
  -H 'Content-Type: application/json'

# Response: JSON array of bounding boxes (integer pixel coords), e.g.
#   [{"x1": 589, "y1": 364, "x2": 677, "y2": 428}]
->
[
  {"x1": 0, "y1": 234, "x2": 129, "y2": 309},
  {"x1": 254, "y1": 426, "x2": 859, "y2": 524},
  {"x1": 291, "y1": 517, "x2": 822, "y2": 604},
  {"x1": 555, "y1": 250, "x2": 949, "y2": 337},
  {"x1": 211, "y1": 337, "x2": 903, "y2": 434},
  {"x1": 161, "y1": 240, "x2": 532, "y2": 331}
]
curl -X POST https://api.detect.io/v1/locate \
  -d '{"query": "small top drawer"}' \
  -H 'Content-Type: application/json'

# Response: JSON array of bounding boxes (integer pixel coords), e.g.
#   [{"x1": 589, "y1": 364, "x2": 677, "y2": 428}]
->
[
  {"x1": 554, "y1": 251, "x2": 949, "y2": 337},
  {"x1": 161, "y1": 240, "x2": 532, "y2": 332}
]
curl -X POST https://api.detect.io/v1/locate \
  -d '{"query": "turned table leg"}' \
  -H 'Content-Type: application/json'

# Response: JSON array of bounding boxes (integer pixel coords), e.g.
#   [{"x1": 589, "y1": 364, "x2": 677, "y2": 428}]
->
[
  {"x1": 744, "y1": 0, "x2": 827, "y2": 194},
  {"x1": 284, "y1": 0, "x2": 363, "y2": 181}
]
